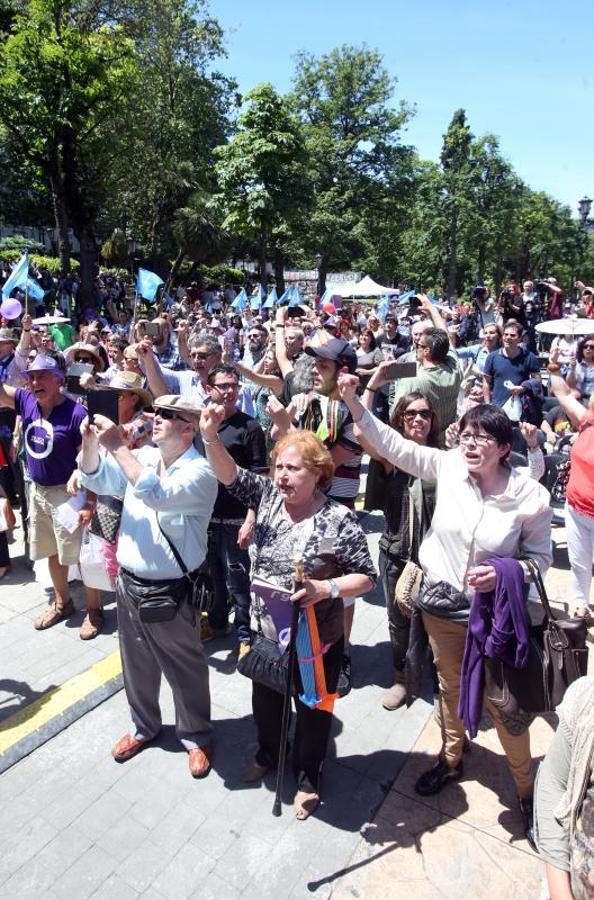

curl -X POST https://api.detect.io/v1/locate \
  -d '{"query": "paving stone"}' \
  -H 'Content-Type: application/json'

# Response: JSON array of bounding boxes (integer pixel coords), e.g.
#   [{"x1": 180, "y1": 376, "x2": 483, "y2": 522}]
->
[
  {"x1": 52, "y1": 844, "x2": 118, "y2": 900},
  {"x1": 89, "y1": 873, "x2": 140, "y2": 900},
  {"x1": 0, "y1": 816, "x2": 58, "y2": 884},
  {"x1": 96, "y1": 818, "x2": 152, "y2": 865},
  {"x1": 150, "y1": 844, "x2": 216, "y2": 899},
  {"x1": 211, "y1": 832, "x2": 276, "y2": 891},
  {"x1": 116, "y1": 840, "x2": 175, "y2": 894},
  {"x1": 74, "y1": 788, "x2": 133, "y2": 842}
]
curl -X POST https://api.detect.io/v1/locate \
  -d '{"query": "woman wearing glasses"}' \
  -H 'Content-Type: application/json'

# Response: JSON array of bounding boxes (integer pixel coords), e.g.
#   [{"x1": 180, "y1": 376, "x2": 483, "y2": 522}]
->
[
  {"x1": 358, "y1": 392, "x2": 439, "y2": 711},
  {"x1": 567, "y1": 335, "x2": 594, "y2": 405},
  {"x1": 337, "y1": 376, "x2": 552, "y2": 846}
]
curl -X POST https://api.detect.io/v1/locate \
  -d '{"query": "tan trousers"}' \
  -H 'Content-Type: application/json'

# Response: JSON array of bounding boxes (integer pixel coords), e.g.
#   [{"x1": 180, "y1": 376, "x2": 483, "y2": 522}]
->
[{"x1": 422, "y1": 611, "x2": 533, "y2": 798}]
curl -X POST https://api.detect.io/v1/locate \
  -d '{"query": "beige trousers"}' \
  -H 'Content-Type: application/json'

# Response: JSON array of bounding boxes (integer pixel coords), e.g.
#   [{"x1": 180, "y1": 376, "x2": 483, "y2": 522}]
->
[{"x1": 422, "y1": 611, "x2": 534, "y2": 798}]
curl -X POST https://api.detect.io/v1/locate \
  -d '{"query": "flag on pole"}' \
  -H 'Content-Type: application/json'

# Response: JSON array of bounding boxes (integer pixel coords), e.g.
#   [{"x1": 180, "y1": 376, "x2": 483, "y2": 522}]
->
[
  {"x1": 377, "y1": 294, "x2": 390, "y2": 323},
  {"x1": 26, "y1": 277, "x2": 46, "y2": 302},
  {"x1": 277, "y1": 288, "x2": 291, "y2": 306},
  {"x1": 250, "y1": 285, "x2": 265, "y2": 310},
  {"x1": 2, "y1": 253, "x2": 29, "y2": 298},
  {"x1": 231, "y1": 287, "x2": 247, "y2": 312},
  {"x1": 288, "y1": 285, "x2": 302, "y2": 307},
  {"x1": 136, "y1": 268, "x2": 164, "y2": 302},
  {"x1": 263, "y1": 287, "x2": 278, "y2": 309}
]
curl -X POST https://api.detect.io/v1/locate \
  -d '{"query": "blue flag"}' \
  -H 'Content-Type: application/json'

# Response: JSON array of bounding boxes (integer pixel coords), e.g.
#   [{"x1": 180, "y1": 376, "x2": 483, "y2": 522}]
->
[
  {"x1": 398, "y1": 289, "x2": 415, "y2": 306},
  {"x1": 277, "y1": 288, "x2": 291, "y2": 306},
  {"x1": 288, "y1": 285, "x2": 302, "y2": 308},
  {"x1": 136, "y1": 268, "x2": 164, "y2": 302},
  {"x1": 162, "y1": 291, "x2": 175, "y2": 309},
  {"x1": 231, "y1": 287, "x2": 247, "y2": 312},
  {"x1": 250, "y1": 285, "x2": 265, "y2": 310},
  {"x1": 263, "y1": 287, "x2": 278, "y2": 309},
  {"x1": 26, "y1": 277, "x2": 46, "y2": 301},
  {"x1": 377, "y1": 295, "x2": 390, "y2": 323},
  {"x1": 2, "y1": 253, "x2": 29, "y2": 298}
]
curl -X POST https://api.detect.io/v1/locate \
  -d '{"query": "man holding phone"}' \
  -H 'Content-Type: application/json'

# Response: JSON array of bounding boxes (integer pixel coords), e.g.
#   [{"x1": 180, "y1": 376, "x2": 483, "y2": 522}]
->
[
  {"x1": 78, "y1": 395, "x2": 218, "y2": 778},
  {"x1": 0, "y1": 354, "x2": 87, "y2": 629}
]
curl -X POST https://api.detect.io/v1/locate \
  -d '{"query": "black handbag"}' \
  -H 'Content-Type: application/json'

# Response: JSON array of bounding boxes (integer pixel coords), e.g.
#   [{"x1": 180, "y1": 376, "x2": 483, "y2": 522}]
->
[
  {"x1": 485, "y1": 559, "x2": 589, "y2": 715},
  {"x1": 236, "y1": 632, "x2": 290, "y2": 694}
]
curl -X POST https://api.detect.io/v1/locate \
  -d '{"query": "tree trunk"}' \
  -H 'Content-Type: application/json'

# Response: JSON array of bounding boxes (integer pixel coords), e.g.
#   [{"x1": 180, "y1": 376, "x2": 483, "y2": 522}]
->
[
  {"x1": 446, "y1": 212, "x2": 458, "y2": 299},
  {"x1": 258, "y1": 233, "x2": 267, "y2": 294},
  {"x1": 477, "y1": 243, "x2": 486, "y2": 284},
  {"x1": 317, "y1": 255, "x2": 328, "y2": 296},
  {"x1": 49, "y1": 174, "x2": 71, "y2": 273},
  {"x1": 77, "y1": 226, "x2": 98, "y2": 311},
  {"x1": 274, "y1": 245, "x2": 285, "y2": 294},
  {"x1": 167, "y1": 248, "x2": 185, "y2": 293}
]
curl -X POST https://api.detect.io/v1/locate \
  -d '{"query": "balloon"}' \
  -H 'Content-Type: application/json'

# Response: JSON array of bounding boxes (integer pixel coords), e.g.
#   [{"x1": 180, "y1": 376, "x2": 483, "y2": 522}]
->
[
  {"x1": 323, "y1": 302, "x2": 336, "y2": 315},
  {"x1": 0, "y1": 297, "x2": 23, "y2": 320}
]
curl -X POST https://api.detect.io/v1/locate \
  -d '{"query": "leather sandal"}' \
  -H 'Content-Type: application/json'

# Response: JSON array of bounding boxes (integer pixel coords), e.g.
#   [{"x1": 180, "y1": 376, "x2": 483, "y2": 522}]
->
[
  {"x1": 34, "y1": 600, "x2": 75, "y2": 631},
  {"x1": 80, "y1": 609, "x2": 104, "y2": 640},
  {"x1": 294, "y1": 790, "x2": 320, "y2": 820}
]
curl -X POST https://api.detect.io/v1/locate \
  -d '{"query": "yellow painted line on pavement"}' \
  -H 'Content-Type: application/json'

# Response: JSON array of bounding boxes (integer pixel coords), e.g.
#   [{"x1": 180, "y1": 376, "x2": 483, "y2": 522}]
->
[{"x1": 0, "y1": 650, "x2": 122, "y2": 755}]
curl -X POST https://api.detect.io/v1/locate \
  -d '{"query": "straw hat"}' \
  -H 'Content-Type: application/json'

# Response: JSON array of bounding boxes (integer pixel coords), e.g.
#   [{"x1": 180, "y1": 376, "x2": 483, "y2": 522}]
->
[
  {"x1": 65, "y1": 342, "x2": 105, "y2": 372},
  {"x1": 108, "y1": 370, "x2": 152, "y2": 409}
]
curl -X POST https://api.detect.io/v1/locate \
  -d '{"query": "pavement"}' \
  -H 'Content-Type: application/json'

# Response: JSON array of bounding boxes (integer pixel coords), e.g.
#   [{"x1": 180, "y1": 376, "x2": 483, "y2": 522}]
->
[{"x1": 0, "y1": 503, "x2": 590, "y2": 899}]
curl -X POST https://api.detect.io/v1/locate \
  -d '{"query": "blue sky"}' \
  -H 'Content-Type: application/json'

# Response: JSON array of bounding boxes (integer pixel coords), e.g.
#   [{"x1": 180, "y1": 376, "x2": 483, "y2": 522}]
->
[{"x1": 210, "y1": 0, "x2": 594, "y2": 213}]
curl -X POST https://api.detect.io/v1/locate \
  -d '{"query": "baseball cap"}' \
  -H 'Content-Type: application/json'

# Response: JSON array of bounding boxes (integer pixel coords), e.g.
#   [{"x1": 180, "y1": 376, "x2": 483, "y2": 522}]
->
[
  {"x1": 26, "y1": 355, "x2": 65, "y2": 377},
  {"x1": 305, "y1": 337, "x2": 357, "y2": 373},
  {"x1": 153, "y1": 394, "x2": 203, "y2": 423}
]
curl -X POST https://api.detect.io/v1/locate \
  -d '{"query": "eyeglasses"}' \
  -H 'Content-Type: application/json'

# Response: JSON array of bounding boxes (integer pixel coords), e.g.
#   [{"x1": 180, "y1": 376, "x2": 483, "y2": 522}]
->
[
  {"x1": 191, "y1": 351, "x2": 215, "y2": 360},
  {"x1": 210, "y1": 382, "x2": 238, "y2": 393},
  {"x1": 403, "y1": 409, "x2": 432, "y2": 421},
  {"x1": 124, "y1": 356, "x2": 139, "y2": 362},
  {"x1": 155, "y1": 408, "x2": 189, "y2": 422},
  {"x1": 583, "y1": 344, "x2": 594, "y2": 351},
  {"x1": 248, "y1": 333, "x2": 262, "y2": 340},
  {"x1": 459, "y1": 431, "x2": 496, "y2": 446}
]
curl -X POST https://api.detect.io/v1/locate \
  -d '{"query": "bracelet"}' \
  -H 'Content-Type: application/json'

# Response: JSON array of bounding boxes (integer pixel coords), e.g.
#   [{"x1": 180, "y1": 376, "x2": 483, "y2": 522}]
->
[
  {"x1": 363, "y1": 386, "x2": 375, "y2": 393},
  {"x1": 202, "y1": 436, "x2": 220, "y2": 445},
  {"x1": 547, "y1": 363, "x2": 561, "y2": 373}
]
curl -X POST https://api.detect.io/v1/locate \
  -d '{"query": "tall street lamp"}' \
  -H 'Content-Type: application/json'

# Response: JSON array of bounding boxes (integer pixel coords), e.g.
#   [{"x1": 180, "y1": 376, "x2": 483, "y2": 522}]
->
[{"x1": 578, "y1": 195, "x2": 592, "y2": 226}]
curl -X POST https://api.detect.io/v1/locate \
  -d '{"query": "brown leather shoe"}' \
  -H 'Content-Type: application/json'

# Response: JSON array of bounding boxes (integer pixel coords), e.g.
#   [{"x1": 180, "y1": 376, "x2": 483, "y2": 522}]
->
[
  {"x1": 112, "y1": 733, "x2": 146, "y2": 763},
  {"x1": 188, "y1": 746, "x2": 211, "y2": 779},
  {"x1": 80, "y1": 609, "x2": 104, "y2": 641},
  {"x1": 34, "y1": 600, "x2": 75, "y2": 631}
]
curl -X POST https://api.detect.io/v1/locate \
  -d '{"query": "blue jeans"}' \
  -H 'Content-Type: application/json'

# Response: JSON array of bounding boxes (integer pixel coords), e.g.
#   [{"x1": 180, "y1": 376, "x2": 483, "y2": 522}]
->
[{"x1": 207, "y1": 523, "x2": 252, "y2": 642}]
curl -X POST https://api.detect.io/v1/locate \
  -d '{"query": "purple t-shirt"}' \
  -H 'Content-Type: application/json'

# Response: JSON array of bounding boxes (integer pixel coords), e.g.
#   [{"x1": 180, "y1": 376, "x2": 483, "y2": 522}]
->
[{"x1": 15, "y1": 389, "x2": 86, "y2": 486}]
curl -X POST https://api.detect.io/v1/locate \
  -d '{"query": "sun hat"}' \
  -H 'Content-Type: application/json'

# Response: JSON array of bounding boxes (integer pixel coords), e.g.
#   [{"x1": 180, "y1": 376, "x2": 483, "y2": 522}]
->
[
  {"x1": 65, "y1": 342, "x2": 105, "y2": 372},
  {"x1": 109, "y1": 371, "x2": 152, "y2": 409}
]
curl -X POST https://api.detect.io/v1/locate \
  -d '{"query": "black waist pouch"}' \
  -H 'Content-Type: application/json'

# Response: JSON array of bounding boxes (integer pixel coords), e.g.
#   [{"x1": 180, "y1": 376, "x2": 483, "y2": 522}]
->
[{"x1": 119, "y1": 567, "x2": 190, "y2": 624}]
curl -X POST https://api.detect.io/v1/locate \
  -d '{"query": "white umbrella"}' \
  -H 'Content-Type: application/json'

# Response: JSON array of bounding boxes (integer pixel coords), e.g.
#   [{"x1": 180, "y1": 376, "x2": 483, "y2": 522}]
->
[
  {"x1": 535, "y1": 317, "x2": 594, "y2": 336},
  {"x1": 32, "y1": 314, "x2": 71, "y2": 325}
]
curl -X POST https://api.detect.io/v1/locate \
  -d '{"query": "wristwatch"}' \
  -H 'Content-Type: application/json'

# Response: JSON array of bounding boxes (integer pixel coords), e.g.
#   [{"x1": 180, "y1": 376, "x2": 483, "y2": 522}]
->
[{"x1": 328, "y1": 579, "x2": 340, "y2": 599}]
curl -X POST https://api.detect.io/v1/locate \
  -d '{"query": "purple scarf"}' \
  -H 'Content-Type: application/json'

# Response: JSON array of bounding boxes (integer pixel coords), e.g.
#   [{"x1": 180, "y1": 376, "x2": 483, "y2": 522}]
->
[{"x1": 458, "y1": 557, "x2": 529, "y2": 737}]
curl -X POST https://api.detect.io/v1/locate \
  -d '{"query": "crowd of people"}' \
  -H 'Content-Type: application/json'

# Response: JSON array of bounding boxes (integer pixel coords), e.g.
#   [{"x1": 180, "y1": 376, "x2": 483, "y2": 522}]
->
[{"x1": 1, "y1": 267, "x2": 594, "y2": 891}]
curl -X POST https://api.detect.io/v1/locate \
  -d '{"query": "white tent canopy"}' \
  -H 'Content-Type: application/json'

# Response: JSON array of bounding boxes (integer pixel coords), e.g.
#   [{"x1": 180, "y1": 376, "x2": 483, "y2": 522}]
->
[{"x1": 326, "y1": 275, "x2": 399, "y2": 298}]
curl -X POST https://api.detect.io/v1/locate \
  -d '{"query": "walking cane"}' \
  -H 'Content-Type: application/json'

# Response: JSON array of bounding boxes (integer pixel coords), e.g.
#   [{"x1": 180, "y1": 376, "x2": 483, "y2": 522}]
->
[{"x1": 272, "y1": 556, "x2": 303, "y2": 817}]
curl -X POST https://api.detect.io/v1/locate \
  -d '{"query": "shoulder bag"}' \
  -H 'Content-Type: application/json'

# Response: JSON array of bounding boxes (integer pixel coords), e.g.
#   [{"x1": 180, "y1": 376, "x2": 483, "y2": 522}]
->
[
  {"x1": 394, "y1": 489, "x2": 423, "y2": 618},
  {"x1": 132, "y1": 519, "x2": 205, "y2": 624},
  {"x1": 485, "y1": 559, "x2": 589, "y2": 715}
]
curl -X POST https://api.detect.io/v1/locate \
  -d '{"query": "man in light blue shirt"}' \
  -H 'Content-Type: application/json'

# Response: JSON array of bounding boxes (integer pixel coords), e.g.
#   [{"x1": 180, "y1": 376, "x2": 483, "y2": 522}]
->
[{"x1": 79, "y1": 394, "x2": 218, "y2": 779}]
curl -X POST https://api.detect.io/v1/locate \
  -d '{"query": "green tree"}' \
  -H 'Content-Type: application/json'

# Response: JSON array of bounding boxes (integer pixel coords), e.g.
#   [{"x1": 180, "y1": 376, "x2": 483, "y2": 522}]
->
[
  {"x1": 169, "y1": 189, "x2": 228, "y2": 286},
  {"x1": 291, "y1": 45, "x2": 414, "y2": 292},
  {"x1": 0, "y1": 0, "x2": 138, "y2": 306},
  {"x1": 214, "y1": 82, "x2": 309, "y2": 292}
]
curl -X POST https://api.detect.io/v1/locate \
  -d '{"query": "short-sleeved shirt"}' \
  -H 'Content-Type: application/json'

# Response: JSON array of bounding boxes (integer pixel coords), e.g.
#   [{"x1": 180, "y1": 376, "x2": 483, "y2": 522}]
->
[
  {"x1": 575, "y1": 362, "x2": 594, "y2": 400},
  {"x1": 484, "y1": 347, "x2": 540, "y2": 407},
  {"x1": 567, "y1": 412, "x2": 594, "y2": 519},
  {"x1": 545, "y1": 405, "x2": 573, "y2": 436},
  {"x1": 15, "y1": 389, "x2": 86, "y2": 486},
  {"x1": 194, "y1": 410, "x2": 267, "y2": 520},
  {"x1": 227, "y1": 467, "x2": 376, "y2": 644}
]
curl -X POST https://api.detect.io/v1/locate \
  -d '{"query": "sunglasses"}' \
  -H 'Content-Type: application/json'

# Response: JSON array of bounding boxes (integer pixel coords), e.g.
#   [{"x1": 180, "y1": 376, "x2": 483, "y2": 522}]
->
[
  {"x1": 191, "y1": 351, "x2": 215, "y2": 360},
  {"x1": 583, "y1": 344, "x2": 594, "y2": 351},
  {"x1": 154, "y1": 407, "x2": 189, "y2": 423},
  {"x1": 210, "y1": 382, "x2": 238, "y2": 393},
  {"x1": 403, "y1": 409, "x2": 432, "y2": 421},
  {"x1": 74, "y1": 356, "x2": 95, "y2": 363}
]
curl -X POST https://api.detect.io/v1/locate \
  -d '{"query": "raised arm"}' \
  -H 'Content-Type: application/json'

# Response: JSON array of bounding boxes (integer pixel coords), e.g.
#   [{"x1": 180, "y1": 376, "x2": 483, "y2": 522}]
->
[
  {"x1": 549, "y1": 373, "x2": 588, "y2": 429},
  {"x1": 137, "y1": 339, "x2": 177, "y2": 398},
  {"x1": 274, "y1": 306, "x2": 294, "y2": 378},
  {"x1": 199, "y1": 404, "x2": 238, "y2": 486}
]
